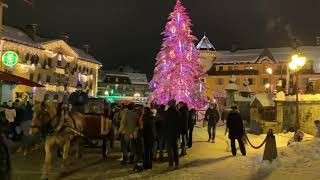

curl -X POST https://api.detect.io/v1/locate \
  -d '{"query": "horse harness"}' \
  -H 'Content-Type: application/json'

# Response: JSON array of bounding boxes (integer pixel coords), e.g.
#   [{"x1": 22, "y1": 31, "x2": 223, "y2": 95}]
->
[
  {"x1": 31, "y1": 108, "x2": 78, "y2": 136},
  {"x1": 31, "y1": 111, "x2": 61, "y2": 135},
  {"x1": 31, "y1": 108, "x2": 101, "y2": 145}
]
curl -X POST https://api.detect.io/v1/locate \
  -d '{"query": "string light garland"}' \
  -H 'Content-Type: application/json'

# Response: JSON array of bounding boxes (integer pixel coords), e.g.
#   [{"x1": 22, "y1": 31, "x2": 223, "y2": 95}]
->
[{"x1": 1, "y1": 38, "x2": 101, "y2": 98}]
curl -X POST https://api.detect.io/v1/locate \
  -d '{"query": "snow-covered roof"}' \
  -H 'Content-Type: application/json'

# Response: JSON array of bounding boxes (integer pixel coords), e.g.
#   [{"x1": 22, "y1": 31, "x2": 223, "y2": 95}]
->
[
  {"x1": 251, "y1": 93, "x2": 275, "y2": 107},
  {"x1": 2, "y1": 25, "x2": 40, "y2": 48},
  {"x1": 71, "y1": 47, "x2": 102, "y2": 65},
  {"x1": 100, "y1": 71, "x2": 148, "y2": 85},
  {"x1": 127, "y1": 73, "x2": 148, "y2": 85},
  {"x1": 197, "y1": 35, "x2": 216, "y2": 51},
  {"x1": 1, "y1": 25, "x2": 102, "y2": 65},
  {"x1": 234, "y1": 94, "x2": 253, "y2": 102},
  {"x1": 214, "y1": 49, "x2": 264, "y2": 64}
]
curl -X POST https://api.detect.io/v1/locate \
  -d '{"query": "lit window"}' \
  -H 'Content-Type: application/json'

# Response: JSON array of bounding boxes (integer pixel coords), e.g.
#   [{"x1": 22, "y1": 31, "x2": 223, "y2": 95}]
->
[
  {"x1": 248, "y1": 78, "x2": 256, "y2": 85},
  {"x1": 217, "y1": 66, "x2": 223, "y2": 71},
  {"x1": 262, "y1": 78, "x2": 269, "y2": 85},
  {"x1": 228, "y1": 66, "x2": 233, "y2": 71},
  {"x1": 216, "y1": 78, "x2": 224, "y2": 85},
  {"x1": 234, "y1": 66, "x2": 239, "y2": 70},
  {"x1": 236, "y1": 78, "x2": 240, "y2": 85}
]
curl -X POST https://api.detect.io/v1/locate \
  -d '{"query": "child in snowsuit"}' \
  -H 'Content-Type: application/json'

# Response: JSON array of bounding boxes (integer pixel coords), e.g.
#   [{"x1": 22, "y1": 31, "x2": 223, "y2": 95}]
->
[{"x1": 287, "y1": 130, "x2": 304, "y2": 146}]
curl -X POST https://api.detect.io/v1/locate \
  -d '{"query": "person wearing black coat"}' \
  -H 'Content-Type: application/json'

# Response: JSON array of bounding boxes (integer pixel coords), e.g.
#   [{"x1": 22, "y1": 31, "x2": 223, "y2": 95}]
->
[
  {"x1": 187, "y1": 109, "x2": 196, "y2": 148},
  {"x1": 142, "y1": 107, "x2": 157, "y2": 170},
  {"x1": 154, "y1": 105, "x2": 166, "y2": 161},
  {"x1": 178, "y1": 102, "x2": 188, "y2": 156},
  {"x1": 226, "y1": 105, "x2": 246, "y2": 156},
  {"x1": 205, "y1": 103, "x2": 220, "y2": 143},
  {"x1": 164, "y1": 100, "x2": 180, "y2": 169}
]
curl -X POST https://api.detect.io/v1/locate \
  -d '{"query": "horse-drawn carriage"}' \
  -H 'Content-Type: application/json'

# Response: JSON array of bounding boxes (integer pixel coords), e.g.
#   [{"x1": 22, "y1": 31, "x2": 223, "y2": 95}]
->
[{"x1": 30, "y1": 97, "x2": 113, "y2": 179}]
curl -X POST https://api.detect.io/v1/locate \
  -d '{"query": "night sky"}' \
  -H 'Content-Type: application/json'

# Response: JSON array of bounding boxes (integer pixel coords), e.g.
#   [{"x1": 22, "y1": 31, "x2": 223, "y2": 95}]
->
[{"x1": 4, "y1": 0, "x2": 320, "y2": 77}]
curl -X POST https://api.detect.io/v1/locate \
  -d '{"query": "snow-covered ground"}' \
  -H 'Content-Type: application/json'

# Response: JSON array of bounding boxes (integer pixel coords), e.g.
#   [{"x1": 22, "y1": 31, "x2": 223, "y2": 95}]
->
[
  {"x1": 110, "y1": 123, "x2": 317, "y2": 180},
  {"x1": 11, "y1": 123, "x2": 319, "y2": 180}
]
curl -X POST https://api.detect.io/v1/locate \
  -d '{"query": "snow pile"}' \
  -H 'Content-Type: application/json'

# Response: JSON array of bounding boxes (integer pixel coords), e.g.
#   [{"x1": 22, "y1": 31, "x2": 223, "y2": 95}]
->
[{"x1": 245, "y1": 138, "x2": 320, "y2": 179}]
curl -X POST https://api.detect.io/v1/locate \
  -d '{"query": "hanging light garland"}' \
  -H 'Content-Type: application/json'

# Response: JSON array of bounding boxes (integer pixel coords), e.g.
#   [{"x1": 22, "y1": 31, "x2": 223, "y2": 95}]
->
[{"x1": 44, "y1": 50, "x2": 57, "y2": 58}]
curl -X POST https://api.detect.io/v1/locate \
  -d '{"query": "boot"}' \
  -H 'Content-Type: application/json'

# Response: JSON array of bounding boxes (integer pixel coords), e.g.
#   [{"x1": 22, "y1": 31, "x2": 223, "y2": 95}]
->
[
  {"x1": 208, "y1": 138, "x2": 211, "y2": 142},
  {"x1": 212, "y1": 139, "x2": 215, "y2": 143}
]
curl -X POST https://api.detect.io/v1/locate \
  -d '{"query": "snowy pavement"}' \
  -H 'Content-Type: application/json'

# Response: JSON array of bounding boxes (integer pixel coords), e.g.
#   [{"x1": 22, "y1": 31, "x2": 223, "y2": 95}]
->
[{"x1": 11, "y1": 124, "x2": 319, "y2": 180}]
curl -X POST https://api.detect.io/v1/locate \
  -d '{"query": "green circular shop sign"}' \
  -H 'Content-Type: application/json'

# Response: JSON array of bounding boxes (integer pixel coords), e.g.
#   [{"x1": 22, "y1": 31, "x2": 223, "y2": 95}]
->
[{"x1": 2, "y1": 51, "x2": 19, "y2": 66}]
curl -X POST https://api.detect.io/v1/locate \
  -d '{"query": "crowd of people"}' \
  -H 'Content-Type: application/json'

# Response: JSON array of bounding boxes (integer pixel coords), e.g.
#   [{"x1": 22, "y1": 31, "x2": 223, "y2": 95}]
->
[
  {"x1": 0, "y1": 99, "x2": 33, "y2": 141},
  {"x1": 108, "y1": 99, "x2": 197, "y2": 172}
]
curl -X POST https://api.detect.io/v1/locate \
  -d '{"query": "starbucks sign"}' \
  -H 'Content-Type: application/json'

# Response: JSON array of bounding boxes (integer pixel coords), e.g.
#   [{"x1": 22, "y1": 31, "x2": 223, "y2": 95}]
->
[{"x1": 2, "y1": 51, "x2": 19, "y2": 66}]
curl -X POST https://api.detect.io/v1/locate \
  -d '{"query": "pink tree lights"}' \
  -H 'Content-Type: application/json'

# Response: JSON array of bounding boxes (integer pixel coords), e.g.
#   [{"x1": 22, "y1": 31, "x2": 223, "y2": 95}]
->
[{"x1": 149, "y1": 0, "x2": 208, "y2": 109}]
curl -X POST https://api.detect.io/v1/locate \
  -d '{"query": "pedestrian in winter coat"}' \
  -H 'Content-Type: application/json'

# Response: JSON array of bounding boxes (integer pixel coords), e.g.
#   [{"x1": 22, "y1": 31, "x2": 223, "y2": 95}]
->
[
  {"x1": 187, "y1": 109, "x2": 197, "y2": 148},
  {"x1": 226, "y1": 105, "x2": 246, "y2": 156},
  {"x1": 142, "y1": 107, "x2": 156, "y2": 170},
  {"x1": 205, "y1": 103, "x2": 220, "y2": 143},
  {"x1": 118, "y1": 103, "x2": 139, "y2": 164},
  {"x1": 5, "y1": 101, "x2": 16, "y2": 139},
  {"x1": 178, "y1": 102, "x2": 188, "y2": 156},
  {"x1": 164, "y1": 99, "x2": 180, "y2": 169},
  {"x1": 154, "y1": 105, "x2": 166, "y2": 161}
]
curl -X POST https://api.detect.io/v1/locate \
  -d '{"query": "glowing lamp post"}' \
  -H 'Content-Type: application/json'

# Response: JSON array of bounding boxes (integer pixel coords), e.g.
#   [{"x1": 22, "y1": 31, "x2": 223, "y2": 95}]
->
[{"x1": 289, "y1": 54, "x2": 306, "y2": 130}]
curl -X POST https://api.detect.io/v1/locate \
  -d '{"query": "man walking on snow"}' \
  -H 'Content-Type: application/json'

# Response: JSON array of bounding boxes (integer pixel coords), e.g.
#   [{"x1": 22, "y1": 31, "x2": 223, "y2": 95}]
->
[
  {"x1": 226, "y1": 105, "x2": 246, "y2": 156},
  {"x1": 205, "y1": 103, "x2": 220, "y2": 143}
]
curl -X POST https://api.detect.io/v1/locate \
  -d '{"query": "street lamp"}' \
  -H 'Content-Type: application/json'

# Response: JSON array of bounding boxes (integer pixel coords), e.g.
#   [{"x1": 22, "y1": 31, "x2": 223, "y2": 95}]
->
[
  {"x1": 266, "y1": 67, "x2": 273, "y2": 75},
  {"x1": 289, "y1": 54, "x2": 306, "y2": 130},
  {"x1": 266, "y1": 67, "x2": 273, "y2": 93},
  {"x1": 265, "y1": 83, "x2": 270, "y2": 89}
]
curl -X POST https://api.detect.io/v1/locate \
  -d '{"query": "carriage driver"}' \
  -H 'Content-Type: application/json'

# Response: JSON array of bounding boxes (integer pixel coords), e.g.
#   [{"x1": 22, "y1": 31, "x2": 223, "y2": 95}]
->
[{"x1": 68, "y1": 83, "x2": 89, "y2": 113}]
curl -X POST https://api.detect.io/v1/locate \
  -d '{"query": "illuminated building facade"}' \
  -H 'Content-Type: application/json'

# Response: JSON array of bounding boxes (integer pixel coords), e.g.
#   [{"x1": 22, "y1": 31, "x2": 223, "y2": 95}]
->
[
  {"x1": 0, "y1": 25, "x2": 102, "y2": 102},
  {"x1": 98, "y1": 66, "x2": 149, "y2": 103},
  {"x1": 198, "y1": 35, "x2": 320, "y2": 101}
]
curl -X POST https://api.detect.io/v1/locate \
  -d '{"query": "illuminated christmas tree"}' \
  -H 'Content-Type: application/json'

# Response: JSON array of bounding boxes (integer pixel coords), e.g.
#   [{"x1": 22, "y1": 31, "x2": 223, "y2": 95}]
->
[{"x1": 149, "y1": 0, "x2": 207, "y2": 109}]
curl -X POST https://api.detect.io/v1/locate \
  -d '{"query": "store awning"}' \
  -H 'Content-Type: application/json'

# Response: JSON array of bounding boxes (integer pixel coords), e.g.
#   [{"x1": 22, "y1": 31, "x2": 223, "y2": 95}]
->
[{"x1": 0, "y1": 71, "x2": 44, "y2": 87}]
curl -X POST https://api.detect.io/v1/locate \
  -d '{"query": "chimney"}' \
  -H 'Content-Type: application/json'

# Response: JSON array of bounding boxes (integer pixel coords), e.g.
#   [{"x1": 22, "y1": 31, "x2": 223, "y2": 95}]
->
[
  {"x1": 59, "y1": 35, "x2": 69, "y2": 43},
  {"x1": 316, "y1": 37, "x2": 320, "y2": 46},
  {"x1": 231, "y1": 42, "x2": 240, "y2": 52},
  {"x1": 83, "y1": 44, "x2": 90, "y2": 53},
  {"x1": 25, "y1": 24, "x2": 38, "y2": 40},
  {"x1": 291, "y1": 38, "x2": 298, "y2": 50}
]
